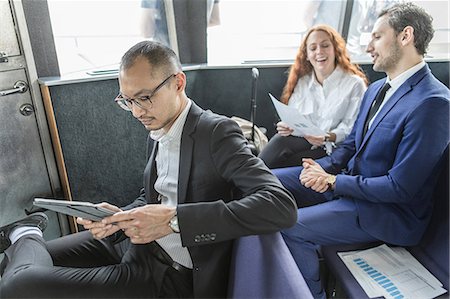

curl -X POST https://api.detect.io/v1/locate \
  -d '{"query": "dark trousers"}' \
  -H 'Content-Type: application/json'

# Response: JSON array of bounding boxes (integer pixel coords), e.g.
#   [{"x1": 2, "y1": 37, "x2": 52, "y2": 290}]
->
[
  {"x1": 0, "y1": 231, "x2": 193, "y2": 298},
  {"x1": 258, "y1": 135, "x2": 326, "y2": 169}
]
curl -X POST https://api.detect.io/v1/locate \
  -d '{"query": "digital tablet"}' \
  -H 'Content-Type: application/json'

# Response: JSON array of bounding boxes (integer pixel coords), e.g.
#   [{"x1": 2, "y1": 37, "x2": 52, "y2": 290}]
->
[{"x1": 33, "y1": 198, "x2": 115, "y2": 221}]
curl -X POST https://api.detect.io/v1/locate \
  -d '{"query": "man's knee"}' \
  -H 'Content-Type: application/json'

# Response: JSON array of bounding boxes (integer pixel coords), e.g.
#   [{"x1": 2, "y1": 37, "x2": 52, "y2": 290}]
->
[
  {"x1": 281, "y1": 209, "x2": 325, "y2": 245},
  {"x1": 272, "y1": 167, "x2": 302, "y2": 188},
  {"x1": 0, "y1": 266, "x2": 43, "y2": 297},
  {"x1": 281, "y1": 221, "x2": 309, "y2": 245}
]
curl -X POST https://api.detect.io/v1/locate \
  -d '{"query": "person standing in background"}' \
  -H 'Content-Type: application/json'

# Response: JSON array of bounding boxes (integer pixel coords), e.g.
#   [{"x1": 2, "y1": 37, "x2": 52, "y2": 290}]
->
[{"x1": 139, "y1": 0, "x2": 220, "y2": 46}]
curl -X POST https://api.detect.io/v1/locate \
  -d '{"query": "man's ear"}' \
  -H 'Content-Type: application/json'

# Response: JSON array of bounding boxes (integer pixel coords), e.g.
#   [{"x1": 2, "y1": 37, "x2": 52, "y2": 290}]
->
[
  {"x1": 175, "y1": 72, "x2": 186, "y2": 92},
  {"x1": 400, "y1": 26, "x2": 414, "y2": 46}
]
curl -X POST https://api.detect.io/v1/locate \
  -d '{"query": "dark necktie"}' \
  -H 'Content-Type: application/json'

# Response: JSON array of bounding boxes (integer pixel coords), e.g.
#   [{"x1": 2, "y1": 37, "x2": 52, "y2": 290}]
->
[{"x1": 363, "y1": 83, "x2": 391, "y2": 136}]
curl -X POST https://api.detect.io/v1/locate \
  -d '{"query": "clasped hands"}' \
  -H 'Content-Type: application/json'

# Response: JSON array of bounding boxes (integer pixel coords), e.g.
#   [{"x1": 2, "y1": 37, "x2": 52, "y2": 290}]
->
[
  {"x1": 300, "y1": 158, "x2": 332, "y2": 193},
  {"x1": 77, "y1": 203, "x2": 176, "y2": 244}
]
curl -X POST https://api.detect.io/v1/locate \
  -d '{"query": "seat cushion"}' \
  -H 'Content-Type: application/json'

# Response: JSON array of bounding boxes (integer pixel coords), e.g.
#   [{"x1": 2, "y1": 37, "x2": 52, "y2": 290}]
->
[
  {"x1": 322, "y1": 242, "x2": 383, "y2": 299},
  {"x1": 228, "y1": 233, "x2": 313, "y2": 299}
]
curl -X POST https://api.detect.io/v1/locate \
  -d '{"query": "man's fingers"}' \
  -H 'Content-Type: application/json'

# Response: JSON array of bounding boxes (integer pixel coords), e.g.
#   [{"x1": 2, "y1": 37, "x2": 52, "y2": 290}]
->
[
  {"x1": 124, "y1": 226, "x2": 140, "y2": 237},
  {"x1": 303, "y1": 177, "x2": 316, "y2": 188},
  {"x1": 102, "y1": 210, "x2": 135, "y2": 225},
  {"x1": 302, "y1": 158, "x2": 315, "y2": 165},
  {"x1": 76, "y1": 217, "x2": 92, "y2": 225},
  {"x1": 97, "y1": 202, "x2": 122, "y2": 213}
]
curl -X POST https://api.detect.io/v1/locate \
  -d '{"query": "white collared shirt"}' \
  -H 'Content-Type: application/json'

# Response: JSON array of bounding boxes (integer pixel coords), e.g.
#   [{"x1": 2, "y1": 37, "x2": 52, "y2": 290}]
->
[
  {"x1": 288, "y1": 66, "x2": 367, "y2": 143},
  {"x1": 368, "y1": 60, "x2": 426, "y2": 129},
  {"x1": 150, "y1": 99, "x2": 193, "y2": 268}
]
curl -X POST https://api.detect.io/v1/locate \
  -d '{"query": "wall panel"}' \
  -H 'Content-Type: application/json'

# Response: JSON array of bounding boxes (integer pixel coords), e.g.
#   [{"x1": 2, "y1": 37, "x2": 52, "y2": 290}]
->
[{"x1": 41, "y1": 61, "x2": 449, "y2": 210}]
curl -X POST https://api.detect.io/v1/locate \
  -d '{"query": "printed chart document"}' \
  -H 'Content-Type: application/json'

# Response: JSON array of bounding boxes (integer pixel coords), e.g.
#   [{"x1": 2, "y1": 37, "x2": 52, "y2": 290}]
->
[
  {"x1": 338, "y1": 244, "x2": 447, "y2": 299},
  {"x1": 34, "y1": 198, "x2": 115, "y2": 221},
  {"x1": 269, "y1": 93, "x2": 325, "y2": 137}
]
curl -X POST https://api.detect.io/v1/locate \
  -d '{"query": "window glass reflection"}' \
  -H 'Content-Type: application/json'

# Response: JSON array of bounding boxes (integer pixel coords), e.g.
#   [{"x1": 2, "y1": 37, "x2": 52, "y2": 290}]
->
[
  {"x1": 47, "y1": 0, "x2": 449, "y2": 75},
  {"x1": 346, "y1": 0, "x2": 449, "y2": 60}
]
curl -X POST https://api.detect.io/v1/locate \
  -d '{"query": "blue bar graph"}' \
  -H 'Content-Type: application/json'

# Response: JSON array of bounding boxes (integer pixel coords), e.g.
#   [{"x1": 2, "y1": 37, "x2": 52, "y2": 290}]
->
[{"x1": 352, "y1": 258, "x2": 404, "y2": 299}]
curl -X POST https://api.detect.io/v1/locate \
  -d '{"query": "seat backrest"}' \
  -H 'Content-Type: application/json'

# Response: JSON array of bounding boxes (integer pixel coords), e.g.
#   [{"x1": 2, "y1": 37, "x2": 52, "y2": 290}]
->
[
  {"x1": 228, "y1": 232, "x2": 313, "y2": 299},
  {"x1": 408, "y1": 146, "x2": 449, "y2": 290}
]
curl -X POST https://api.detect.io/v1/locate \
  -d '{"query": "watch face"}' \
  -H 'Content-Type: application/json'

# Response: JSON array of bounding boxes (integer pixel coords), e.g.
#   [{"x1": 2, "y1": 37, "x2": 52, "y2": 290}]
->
[
  {"x1": 327, "y1": 175, "x2": 336, "y2": 184},
  {"x1": 169, "y1": 216, "x2": 180, "y2": 233}
]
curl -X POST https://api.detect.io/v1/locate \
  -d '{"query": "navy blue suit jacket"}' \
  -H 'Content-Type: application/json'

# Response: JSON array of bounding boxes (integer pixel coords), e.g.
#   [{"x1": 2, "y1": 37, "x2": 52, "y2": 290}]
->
[{"x1": 317, "y1": 64, "x2": 449, "y2": 246}]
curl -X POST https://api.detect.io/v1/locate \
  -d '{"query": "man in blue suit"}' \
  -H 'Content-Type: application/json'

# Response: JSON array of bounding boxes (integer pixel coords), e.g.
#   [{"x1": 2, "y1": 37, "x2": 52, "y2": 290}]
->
[{"x1": 273, "y1": 3, "x2": 450, "y2": 298}]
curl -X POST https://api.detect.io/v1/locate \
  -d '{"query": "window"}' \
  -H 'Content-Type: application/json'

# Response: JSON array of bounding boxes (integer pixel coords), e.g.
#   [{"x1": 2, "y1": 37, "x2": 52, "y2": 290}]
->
[
  {"x1": 48, "y1": 0, "x2": 144, "y2": 75},
  {"x1": 47, "y1": 0, "x2": 449, "y2": 75},
  {"x1": 413, "y1": 0, "x2": 449, "y2": 59},
  {"x1": 344, "y1": 0, "x2": 449, "y2": 61},
  {"x1": 207, "y1": 0, "x2": 346, "y2": 65},
  {"x1": 209, "y1": 0, "x2": 449, "y2": 64}
]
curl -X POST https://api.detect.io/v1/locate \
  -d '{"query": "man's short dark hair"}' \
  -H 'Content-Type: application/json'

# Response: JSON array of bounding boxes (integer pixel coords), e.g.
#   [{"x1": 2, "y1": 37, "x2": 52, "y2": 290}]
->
[
  {"x1": 120, "y1": 41, "x2": 182, "y2": 76},
  {"x1": 379, "y1": 2, "x2": 434, "y2": 55}
]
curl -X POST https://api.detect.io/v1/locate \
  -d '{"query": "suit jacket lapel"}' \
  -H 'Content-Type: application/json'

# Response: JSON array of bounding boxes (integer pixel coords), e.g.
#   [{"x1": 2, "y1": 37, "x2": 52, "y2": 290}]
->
[
  {"x1": 356, "y1": 80, "x2": 385, "y2": 148},
  {"x1": 177, "y1": 103, "x2": 202, "y2": 204},
  {"x1": 359, "y1": 65, "x2": 430, "y2": 150},
  {"x1": 147, "y1": 140, "x2": 159, "y2": 203}
]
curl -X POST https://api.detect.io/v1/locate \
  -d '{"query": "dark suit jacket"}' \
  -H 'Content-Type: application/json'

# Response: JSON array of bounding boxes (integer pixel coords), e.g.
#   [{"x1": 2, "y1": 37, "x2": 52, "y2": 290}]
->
[
  {"x1": 125, "y1": 103, "x2": 297, "y2": 298},
  {"x1": 318, "y1": 64, "x2": 449, "y2": 246}
]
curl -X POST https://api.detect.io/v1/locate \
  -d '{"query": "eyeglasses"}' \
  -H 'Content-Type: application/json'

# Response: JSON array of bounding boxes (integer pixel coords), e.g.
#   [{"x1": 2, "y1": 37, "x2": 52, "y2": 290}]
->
[{"x1": 114, "y1": 74, "x2": 176, "y2": 111}]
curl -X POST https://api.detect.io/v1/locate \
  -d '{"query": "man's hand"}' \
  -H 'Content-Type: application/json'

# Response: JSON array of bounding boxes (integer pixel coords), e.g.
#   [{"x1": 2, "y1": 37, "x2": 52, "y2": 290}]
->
[
  {"x1": 77, "y1": 202, "x2": 122, "y2": 239},
  {"x1": 102, "y1": 204, "x2": 176, "y2": 244},
  {"x1": 300, "y1": 158, "x2": 332, "y2": 193},
  {"x1": 276, "y1": 121, "x2": 294, "y2": 137}
]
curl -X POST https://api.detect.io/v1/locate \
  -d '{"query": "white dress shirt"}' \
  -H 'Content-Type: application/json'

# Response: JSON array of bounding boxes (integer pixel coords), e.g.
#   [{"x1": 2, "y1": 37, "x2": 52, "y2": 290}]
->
[
  {"x1": 150, "y1": 99, "x2": 193, "y2": 268},
  {"x1": 288, "y1": 66, "x2": 367, "y2": 143}
]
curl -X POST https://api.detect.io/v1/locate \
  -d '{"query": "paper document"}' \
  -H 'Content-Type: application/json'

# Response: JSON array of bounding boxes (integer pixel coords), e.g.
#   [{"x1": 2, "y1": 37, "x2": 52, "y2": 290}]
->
[
  {"x1": 268, "y1": 93, "x2": 325, "y2": 137},
  {"x1": 338, "y1": 244, "x2": 447, "y2": 299}
]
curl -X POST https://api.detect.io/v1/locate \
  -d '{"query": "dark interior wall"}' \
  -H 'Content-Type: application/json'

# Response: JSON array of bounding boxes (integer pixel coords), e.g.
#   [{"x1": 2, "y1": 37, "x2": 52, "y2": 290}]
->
[
  {"x1": 185, "y1": 61, "x2": 449, "y2": 138},
  {"x1": 46, "y1": 61, "x2": 449, "y2": 206},
  {"x1": 185, "y1": 67, "x2": 288, "y2": 138},
  {"x1": 48, "y1": 80, "x2": 148, "y2": 206}
]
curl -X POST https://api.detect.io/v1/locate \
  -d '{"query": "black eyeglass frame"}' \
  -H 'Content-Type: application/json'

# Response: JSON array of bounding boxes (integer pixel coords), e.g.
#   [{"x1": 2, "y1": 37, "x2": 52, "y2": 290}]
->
[{"x1": 114, "y1": 73, "x2": 177, "y2": 111}]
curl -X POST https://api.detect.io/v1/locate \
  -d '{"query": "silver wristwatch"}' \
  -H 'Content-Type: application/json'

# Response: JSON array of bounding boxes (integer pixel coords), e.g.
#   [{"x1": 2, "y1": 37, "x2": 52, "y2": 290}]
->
[{"x1": 169, "y1": 214, "x2": 180, "y2": 233}]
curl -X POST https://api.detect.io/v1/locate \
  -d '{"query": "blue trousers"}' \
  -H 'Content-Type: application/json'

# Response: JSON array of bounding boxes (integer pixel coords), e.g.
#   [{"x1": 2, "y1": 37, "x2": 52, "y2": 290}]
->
[{"x1": 273, "y1": 166, "x2": 377, "y2": 299}]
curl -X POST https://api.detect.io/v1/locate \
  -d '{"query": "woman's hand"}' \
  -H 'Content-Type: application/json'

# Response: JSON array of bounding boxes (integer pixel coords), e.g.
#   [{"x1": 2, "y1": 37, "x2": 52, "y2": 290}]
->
[
  {"x1": 304, "y1": 134, "x2": 326, "y2": 147},
  {"x1": 276, "y1": 122, "x2": 294, "y2": 137}
]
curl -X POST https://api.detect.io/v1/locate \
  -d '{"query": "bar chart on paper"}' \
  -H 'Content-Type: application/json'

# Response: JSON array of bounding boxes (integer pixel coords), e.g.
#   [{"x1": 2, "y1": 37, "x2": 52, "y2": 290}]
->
[
  {"x1": 338, "y1": 244, "x2": 447, "y2": 299},
  {"x1": 352, "y1": 257, "x2": 404, "y2": 299}
]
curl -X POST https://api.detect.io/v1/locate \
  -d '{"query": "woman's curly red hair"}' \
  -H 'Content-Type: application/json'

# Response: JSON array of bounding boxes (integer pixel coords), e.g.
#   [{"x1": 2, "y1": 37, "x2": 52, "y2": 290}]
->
[{"x1": 280, "y1": 24, "x2": 368, "y2": 104}]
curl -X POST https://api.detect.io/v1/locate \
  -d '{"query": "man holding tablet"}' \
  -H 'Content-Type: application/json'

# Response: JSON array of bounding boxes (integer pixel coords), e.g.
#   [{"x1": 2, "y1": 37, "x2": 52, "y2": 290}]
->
[{"x1": 0, "y1": 41, "x2": 297, "y2": 298}]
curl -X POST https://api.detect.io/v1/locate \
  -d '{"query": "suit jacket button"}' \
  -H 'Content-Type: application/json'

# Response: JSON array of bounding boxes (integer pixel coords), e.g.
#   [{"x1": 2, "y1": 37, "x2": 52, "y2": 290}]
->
[
  {"x1": 210, "y1": 233, "x2": 216, "y2": 241},
  {"x1": 194, "y1": 235, "x2": 201, "y2": 242}
]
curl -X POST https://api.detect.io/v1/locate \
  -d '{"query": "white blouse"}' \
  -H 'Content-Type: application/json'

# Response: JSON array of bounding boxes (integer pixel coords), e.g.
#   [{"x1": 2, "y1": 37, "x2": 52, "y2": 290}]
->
[{"x1": 288, "y1": 66, "x2": 367, "y2": 143}]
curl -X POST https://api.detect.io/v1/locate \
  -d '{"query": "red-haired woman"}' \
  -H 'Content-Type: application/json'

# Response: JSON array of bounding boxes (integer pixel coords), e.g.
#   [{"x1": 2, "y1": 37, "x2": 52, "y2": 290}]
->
[{"x1": 259, "y1": 25, "x2": 368, "y2": 169}]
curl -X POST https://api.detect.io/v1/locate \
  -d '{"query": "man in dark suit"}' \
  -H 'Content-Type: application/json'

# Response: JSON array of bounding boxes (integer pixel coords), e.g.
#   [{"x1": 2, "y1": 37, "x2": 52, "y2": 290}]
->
[
  {"x1": 0, "y1": 41, "x2": 297, "y2": 298},
  {"x1": 273, "y1": 3, "x2": 449, "y2": 298}
]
